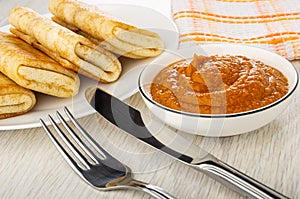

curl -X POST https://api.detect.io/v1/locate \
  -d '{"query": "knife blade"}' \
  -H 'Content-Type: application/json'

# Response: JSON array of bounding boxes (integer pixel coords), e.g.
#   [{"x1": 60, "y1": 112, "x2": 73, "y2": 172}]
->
[{"x1": 88, "y1": 88, "x2": 289, "y2": 199}]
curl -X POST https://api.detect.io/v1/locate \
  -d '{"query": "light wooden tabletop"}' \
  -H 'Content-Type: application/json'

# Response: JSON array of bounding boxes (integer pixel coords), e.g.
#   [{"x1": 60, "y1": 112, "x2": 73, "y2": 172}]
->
[{"x1": 0, "y1": 0, "x2": 299, "y2": 198}]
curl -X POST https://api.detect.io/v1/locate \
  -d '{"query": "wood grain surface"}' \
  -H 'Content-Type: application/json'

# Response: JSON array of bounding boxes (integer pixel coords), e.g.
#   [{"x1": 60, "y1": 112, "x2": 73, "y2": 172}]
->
[{"x1": 0, "y1": 0, "x2": 299, "y2": 198}]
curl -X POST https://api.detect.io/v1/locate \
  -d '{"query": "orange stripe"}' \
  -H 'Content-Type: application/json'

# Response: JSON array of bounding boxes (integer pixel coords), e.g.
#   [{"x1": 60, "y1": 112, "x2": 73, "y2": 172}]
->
[
  {"x1": 203, "y1": 0, "x2": 217, "y2": 42},
  {"x1": 188, "y1": 0, "x2": 198, "y2": 34},
  {"x1": 268, "y1": 1, "x2": 288, "y2": 59},
  {"x1": 180, "y1": 32, "x2": 300, "y2": 45},
  {"x1": 255, "y1": 1, "x2": 280, "y2": 54},
  {"x1": 173, "y1": 10, "x2": 300, "y2": 19},
  {"x1": 173, "y1": 10, "x2": 300, "y2": 23}
]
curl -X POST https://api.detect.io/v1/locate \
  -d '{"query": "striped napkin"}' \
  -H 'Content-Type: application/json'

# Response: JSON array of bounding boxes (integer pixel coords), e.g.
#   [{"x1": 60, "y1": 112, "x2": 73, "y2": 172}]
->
[{"x1": 172, "y1": 0, "x2": 300, "y2": 60}]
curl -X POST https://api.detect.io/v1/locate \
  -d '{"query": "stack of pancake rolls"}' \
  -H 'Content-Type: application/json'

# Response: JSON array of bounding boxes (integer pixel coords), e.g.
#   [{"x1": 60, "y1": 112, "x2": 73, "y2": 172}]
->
[{"x1": 0, "y1": 0, "x2": 164, "y2": 119}]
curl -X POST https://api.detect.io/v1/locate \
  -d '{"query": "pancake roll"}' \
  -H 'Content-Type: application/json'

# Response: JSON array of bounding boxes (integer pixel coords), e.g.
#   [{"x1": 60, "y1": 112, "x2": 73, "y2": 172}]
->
[
  {"x1": 48, "y1": 0, "x2": 164, "y2": 59},
  {"x1": 0, "y1": 72, "x2": 36, "y2": 119},
  {"x1": 0, "y1": 32, "x2": 79, "y2": 98},
  {"x1": 9, "y1": 7, "x2": 122, "y2": 83}
]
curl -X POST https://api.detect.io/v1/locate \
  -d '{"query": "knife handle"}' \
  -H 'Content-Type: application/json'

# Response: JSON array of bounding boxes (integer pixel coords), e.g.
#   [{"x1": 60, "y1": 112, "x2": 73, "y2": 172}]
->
[{"x1": 191, "y1": 155, "x2": 289, "y2": 199}]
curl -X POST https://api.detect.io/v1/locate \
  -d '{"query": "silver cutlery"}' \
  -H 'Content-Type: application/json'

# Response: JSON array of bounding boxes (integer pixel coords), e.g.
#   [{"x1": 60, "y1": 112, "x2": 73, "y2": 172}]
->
[
  {"x1": 89, "y1": 88, "x2": 290, "y2": 199},
  {"x1": 40, "y1": 107, "x2": 176, "y2": 199}
]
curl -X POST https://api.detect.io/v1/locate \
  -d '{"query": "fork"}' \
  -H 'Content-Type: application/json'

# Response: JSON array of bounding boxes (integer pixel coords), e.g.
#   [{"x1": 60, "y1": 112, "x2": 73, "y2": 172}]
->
[{"x1": 40, "y1": 107, "x2": 176, "y2": 199}]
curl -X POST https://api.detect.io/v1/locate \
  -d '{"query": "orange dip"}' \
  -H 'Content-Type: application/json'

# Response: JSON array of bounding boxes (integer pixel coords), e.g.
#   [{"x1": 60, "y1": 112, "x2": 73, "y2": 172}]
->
[{"x1": 150, "y1": 54, "x2": 289, "y2": 114}]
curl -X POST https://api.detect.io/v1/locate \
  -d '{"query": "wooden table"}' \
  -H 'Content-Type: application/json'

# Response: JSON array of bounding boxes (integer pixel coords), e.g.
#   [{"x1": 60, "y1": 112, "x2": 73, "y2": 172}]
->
[{"x1": 0, "y1": 0, "x2": 299, "y2": 198}]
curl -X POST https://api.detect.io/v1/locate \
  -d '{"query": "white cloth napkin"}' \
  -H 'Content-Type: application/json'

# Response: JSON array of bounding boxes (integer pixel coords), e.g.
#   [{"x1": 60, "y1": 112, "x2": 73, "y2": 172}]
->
[{"x1": 172, "y1": 0, "x2": 300, "y2": 60}]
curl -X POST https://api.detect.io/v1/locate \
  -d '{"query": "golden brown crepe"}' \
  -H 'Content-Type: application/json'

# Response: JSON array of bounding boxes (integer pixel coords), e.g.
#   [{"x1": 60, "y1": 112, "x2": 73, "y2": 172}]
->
[
  {"x1": 9, "y1": 7, "x2": 122, "y2": 83},
  {"x1": 48, "y1": 0, "x2": 164, "y2": 59},
  {"x1": 0, "y1": 72, "x2": 36, "y2": 119},
  {"x1": 0, "y1": 32, "x2": 79, "y2": 98}
]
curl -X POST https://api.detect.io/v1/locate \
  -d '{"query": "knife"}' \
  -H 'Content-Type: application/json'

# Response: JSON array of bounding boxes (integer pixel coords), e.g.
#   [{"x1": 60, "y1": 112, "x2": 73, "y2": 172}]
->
[{"x1": 88, "y1": 88, "x2": 289, "y2": 199}]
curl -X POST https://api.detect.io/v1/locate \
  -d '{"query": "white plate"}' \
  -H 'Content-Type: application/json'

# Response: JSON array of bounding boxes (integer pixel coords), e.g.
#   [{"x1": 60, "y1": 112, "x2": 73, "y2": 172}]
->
[{"x1": 0, "y1": 4, "x2": 179, "y2": 130}]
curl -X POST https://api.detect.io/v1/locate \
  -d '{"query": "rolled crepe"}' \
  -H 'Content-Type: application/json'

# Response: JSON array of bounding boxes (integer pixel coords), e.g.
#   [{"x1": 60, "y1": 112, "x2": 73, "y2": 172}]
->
[
  {"x1": 0, "y1": 72, "x2": 36, "y2": 119},
  {"x1": 9, "y1": 7, "x2": 122, "y2": 83},
  {"x1": 0, "y1": 32, "x2": 79, "y2": 98},
  {"x1": 48, "y1": 0, "x2": 164, "y2": 59}
]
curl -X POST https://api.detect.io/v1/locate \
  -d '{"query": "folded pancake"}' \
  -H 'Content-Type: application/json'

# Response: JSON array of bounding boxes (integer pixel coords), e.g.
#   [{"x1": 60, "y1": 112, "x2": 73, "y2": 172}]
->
[
  {"x1": 0, "y1": 72, "x2": 36, "y2": 119},
  {"x1": 9, "y1": 7, "x2": 121, "y2": 83},
  {"x1": 48, "y1": 0, "x2": 164, "y2": 59},
  {"x1": 0, "y1": 32, "x2": 79, "y2": 98}
]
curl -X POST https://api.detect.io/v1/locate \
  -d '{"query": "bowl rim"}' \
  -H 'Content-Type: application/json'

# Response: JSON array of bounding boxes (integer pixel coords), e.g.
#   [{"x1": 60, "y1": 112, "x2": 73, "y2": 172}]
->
[{"x1": 138, "y1": 44, "x2": 299, "y2": 118}]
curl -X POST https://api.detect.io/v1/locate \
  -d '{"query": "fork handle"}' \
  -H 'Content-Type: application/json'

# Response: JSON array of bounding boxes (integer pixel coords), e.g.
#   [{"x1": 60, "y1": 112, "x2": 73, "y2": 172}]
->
[
  {"x1": 191, "y1": 154, "x2": 289, "y2": 199},
  {"x1": 129, "y1": 179, "x2": 177, "y2": 199}
]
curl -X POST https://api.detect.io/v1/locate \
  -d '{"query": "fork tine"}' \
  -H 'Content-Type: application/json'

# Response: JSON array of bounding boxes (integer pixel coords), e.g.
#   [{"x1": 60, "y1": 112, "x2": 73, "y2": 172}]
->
[
  {"x1": 56, "y1": 109, "x2": 100, "y2": 164},
  {"x1": 40, "y1": 118, "x2": 84, "y2": 172},
  {"x1": 63, "y1": 107, "x2": 112, "y2": 160},
  {"x1": 63, "y1": 107, "x2": 127, "y2": 172},
  {"x1": 47, "y1": 114, "x2": 90, "y2": 169}
]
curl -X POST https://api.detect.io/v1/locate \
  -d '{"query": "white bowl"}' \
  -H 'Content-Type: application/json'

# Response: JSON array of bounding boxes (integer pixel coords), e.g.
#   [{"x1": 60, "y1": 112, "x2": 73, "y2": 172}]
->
[{"x1": 138, "y1": 44, "x2": 299, "y2": 137}]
